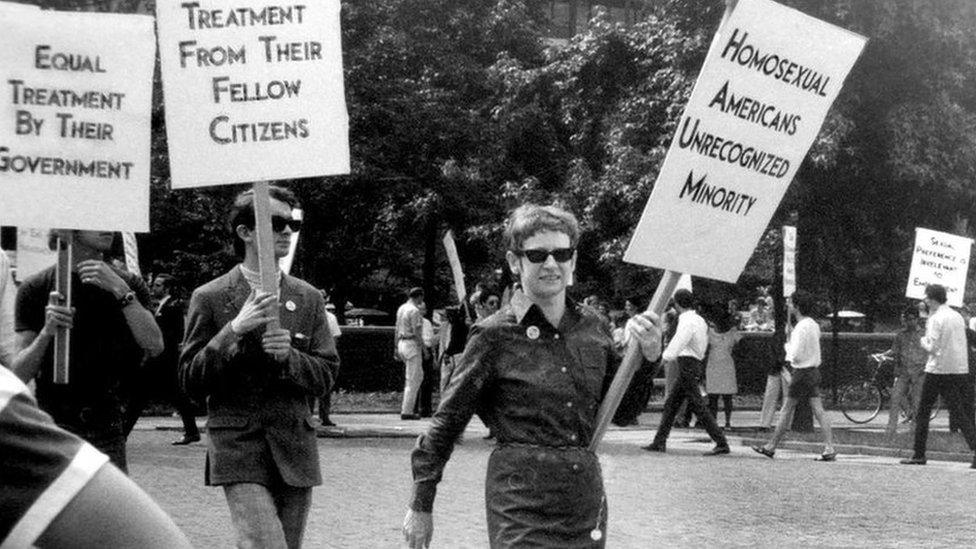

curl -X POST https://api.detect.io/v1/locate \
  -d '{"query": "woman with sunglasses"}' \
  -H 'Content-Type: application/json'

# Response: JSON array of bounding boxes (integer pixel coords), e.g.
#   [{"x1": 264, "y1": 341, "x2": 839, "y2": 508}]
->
[{"x1": 403, "y1": 204, "x2": 662, "y2": 548}]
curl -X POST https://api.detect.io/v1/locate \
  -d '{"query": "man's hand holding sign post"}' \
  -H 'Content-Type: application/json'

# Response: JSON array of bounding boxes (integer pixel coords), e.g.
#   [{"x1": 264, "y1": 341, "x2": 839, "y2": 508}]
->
[{"x1": 591, "y1": 0, "x2": 866, "y2": 449}]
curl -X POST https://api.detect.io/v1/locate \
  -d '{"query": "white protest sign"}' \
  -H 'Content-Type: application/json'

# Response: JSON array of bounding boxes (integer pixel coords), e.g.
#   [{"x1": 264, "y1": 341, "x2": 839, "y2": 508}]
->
[
  {"x1": 624, "y1": 0, "x2": 865, "y2": 282},
  {"x1": 15, "y1": 227, "x2": 56, "y2": 282},
  {"x1": 906, "y1": 228, "x2": 972, "y2": 307},
  {"x1": 0, "y1": 8, "x2": 155, "y2": 231},
  {"x1": 156, "y1": 1, "x2": 350, "y2": 188},
  {"x1": 442, "y1": 230, "x2": 467, "y2": 304},
  {"x1": 783, "y1": 225, "x2": 796, "y2": 297}
]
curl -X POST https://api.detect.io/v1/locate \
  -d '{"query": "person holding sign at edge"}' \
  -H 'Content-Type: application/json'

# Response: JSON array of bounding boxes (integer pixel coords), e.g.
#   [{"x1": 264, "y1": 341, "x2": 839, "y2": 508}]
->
[
  {"x1": 404, "y1": 204, "x2": 662, "y2": 548},
  {"x1": 12, "y1": 229, "x2": 162, "y2": 472},
  {"x1": 180, "y1": 186, "x2": 339, "y2": 549}
]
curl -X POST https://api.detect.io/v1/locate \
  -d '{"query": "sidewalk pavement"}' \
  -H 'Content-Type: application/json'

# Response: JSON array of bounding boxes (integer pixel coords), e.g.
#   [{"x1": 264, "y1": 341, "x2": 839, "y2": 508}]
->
[{"x1": 136, "y1": 406, "x2": 975, "y2": 465}]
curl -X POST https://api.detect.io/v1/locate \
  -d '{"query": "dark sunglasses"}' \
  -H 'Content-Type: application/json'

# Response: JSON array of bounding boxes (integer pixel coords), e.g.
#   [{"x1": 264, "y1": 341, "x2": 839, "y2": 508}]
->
[
  {"x1": 271, "y1": 215, "x2": 302, "y2": 233},
  {"x1": 517, "y1": 247, "x2": 575, "y2": 264}
]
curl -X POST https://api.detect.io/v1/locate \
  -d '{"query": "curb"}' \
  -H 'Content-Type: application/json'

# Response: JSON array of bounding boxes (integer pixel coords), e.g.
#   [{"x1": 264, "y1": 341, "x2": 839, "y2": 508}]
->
[{"x1": 737, "y1": 436, "x2": 975, "y2": 464}]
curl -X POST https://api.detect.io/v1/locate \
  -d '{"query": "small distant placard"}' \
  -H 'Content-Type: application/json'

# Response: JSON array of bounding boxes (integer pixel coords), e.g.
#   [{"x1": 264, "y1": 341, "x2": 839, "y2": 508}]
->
[
  {"x1": 624, "y1": 0, "x2": 866, "y2": 282},
  {"x1": 156, "y1": 0, "x2": 350, "y2": 188},
  {"x1": 15, "y1": 226, "x2": 56, "y2": 282},
  {"x1": 783, "y1": 225, "x2": 796, "y2": 297},
  {"x1": 906, "y1": 227, "x2": 972, "y2": 307},
  {"x1": 0, "y1": 7, "x2": 155, "y2": 231}
]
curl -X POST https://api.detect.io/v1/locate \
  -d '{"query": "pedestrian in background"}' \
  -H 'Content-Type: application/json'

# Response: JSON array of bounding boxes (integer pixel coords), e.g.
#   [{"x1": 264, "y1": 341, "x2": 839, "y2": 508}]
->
[
  {"x1": 414, "y1": 303, "x2": 435, "y2": 418},
  {"x1": 642, "y1": 289, "x2": 730, "y2": 455},
  {"x1": 753, "y1": 290, "x2": 836, "y2": 461},
  {"x1": 885, "y1": 305, "x2": 926, "y2": 436},
  {"x1": 395, "y1": 287, "x2": 426, "y2": 420},
  {"x1": 403, "y1": 203, "x2": 661, "y2": 547},
  {"x1": 900, "y1": 284, "x2": 976, "y2": 466},
  {"x1": 317, "y1": 293, "x2": 342, "y2": 427},
  {"x1": 705, "y1": 304, "x2": 741, "y2": 429}
]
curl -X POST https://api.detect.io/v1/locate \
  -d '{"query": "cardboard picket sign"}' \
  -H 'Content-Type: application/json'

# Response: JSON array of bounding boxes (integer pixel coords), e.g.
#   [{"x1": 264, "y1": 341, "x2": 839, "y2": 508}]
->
[
  {"x1": 906, "y1": 228, "x2": 972, "y2": 307},
  {"x1": 624, "y1": 0, "x2": 866, "y2": 283},
  {"x1": 0, "y1": 6, "x2": 155, "y2": 232},
  {"x1": 783, "y1": 225, "x2": 796, "y2": 297},
  {"x1": 442, "y1": 230, "x2": 467, "y2": 304},
  {"x1": 155, "y1": 0, "x2": 350, "y2": 188}
]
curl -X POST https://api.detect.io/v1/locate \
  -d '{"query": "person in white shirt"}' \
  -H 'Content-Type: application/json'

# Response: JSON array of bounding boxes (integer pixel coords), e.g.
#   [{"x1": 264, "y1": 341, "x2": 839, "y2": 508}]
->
[
  {"x1": 395, "y1": 287, "x2": 426, "y2": 420},
  {"x1": 642, "y1": 289, "x2": 730, "y2": 456},
  {"x1": 753, "y1": 289, "x2": 836, "y2": 461},
  {"x1": 0, "y1": 249, "x2": 17, "y2": 367},
  {"x1": 901, "y1": 284, "x2": 976, "y2": 466}
]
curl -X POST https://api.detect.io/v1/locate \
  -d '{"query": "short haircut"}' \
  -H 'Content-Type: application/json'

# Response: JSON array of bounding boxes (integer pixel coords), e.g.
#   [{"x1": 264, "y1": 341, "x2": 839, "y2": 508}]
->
[
  {"x1": 924, "y1": 284, "x2": 947, "y2": 304},
  {"x1": 504, "y1": 204, "x2": 580, "y2": 252},
  {"x1": 408, "y1": 287, "x2": 424, "y2": 299},
  {"x1": 791, "y1": 289, "x2": 815, "y2": 316},
  {"x1": 154, "y1": 273, "x2": 175, "y2": 290},
  {"x1": 673, "y1": 288, "x2": 694, "y2": 309},
  {"x1": 477, "y1": 289, "x2": 499, "y2": 305},
  {"x1": 228, "y1": 186, "x2": 300, "y2": 257}
]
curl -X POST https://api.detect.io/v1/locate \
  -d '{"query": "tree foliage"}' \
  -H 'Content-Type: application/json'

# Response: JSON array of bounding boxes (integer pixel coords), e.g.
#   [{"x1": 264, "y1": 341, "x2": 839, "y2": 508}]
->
[{"x1": 16, "y1": 0, "x2": 976, "y2": 321}]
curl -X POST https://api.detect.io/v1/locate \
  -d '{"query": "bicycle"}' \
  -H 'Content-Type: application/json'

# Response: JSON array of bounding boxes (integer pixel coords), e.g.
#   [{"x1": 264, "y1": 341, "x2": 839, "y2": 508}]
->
[{"x1": 837, "y1": 351, "x2": 940, "y2": 424}]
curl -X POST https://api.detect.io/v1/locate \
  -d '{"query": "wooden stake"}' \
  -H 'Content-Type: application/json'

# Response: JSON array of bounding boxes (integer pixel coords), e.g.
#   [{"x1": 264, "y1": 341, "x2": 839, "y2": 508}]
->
[
  {"x1": 52, "y1": 236, "x2": 72, "y2": 384},
  {"x1": 252, "y1": 181, "x2": 281, "y2": 331},
  {"x1": 589, "y1": 270, "x2": 680, "y2": 451}
]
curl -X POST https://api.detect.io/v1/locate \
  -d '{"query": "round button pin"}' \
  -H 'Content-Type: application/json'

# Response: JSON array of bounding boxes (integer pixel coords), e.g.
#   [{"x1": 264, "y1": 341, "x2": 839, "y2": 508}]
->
[
  {"x1": 285, "y1": 300, "x2": 297, "y2": 312},
  {"x1": 526, "y1": 326, "x2": 540, "y2": 340}
]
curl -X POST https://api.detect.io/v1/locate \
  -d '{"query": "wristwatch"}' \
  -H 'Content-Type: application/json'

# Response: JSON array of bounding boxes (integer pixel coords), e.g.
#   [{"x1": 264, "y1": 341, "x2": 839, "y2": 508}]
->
[{"x1": 118, "y1": 291, "x2": 137, "y2": 308}]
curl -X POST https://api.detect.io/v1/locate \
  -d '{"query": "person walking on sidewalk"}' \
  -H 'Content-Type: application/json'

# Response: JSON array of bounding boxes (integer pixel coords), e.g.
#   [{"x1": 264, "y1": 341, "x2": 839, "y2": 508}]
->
[
  {"x1": 885, "y1": 305, "x2": 926, "y2": 437},
  {"x1": 900, "y1": 284, "x2": 976, "y2": 467},
  {"x1": 403, "y1": 204, "x2": 662, "y2": 548},
  {"x1": 752, "y1": 290, "x2": 836, "y2": 461},
  {"x1": 642, "y1": 289, "x2": 730, "y2": 456},
  {"x1": 180, "y1": 186, "x2": 339, "y2": 548},
  {"x1": 395, "y1": 287, "x2": 426, "y2": 420},
  {"x1": 150, "y1": 274, "x2": 201, "y2": 445}
]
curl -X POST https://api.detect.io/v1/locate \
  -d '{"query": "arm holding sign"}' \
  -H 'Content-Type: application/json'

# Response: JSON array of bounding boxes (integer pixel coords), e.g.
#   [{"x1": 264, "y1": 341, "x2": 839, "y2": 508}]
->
[
  {"x1": 10, "y1": 290, "x2": 73, "y2": 383},
  {"x1": 77, "y1": 260, "x2": 163, "y2": 357}
]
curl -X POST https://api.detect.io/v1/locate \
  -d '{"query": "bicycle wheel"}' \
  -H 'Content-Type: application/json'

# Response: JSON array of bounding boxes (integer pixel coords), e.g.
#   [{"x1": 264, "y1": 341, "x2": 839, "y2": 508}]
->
[{"x1": 839, "y1": 382, "x2": 882, "y2": 424}]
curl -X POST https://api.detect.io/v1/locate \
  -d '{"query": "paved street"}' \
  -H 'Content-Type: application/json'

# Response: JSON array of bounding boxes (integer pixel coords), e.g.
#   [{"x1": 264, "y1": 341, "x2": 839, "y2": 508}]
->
[{"x1": 128, "y1": 411, "x2": 976, "y2": 548}]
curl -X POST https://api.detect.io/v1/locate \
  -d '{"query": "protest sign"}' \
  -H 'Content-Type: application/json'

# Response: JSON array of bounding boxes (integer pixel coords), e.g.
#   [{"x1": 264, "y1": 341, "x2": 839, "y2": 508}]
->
[
  {"x1": 624, "y1": 0, "x2": 866, "y2": 283},
  {"x1": 442, "y1": 230, "x2": 467, "y2": 304},
  {"x1": 155, "y1": 0, "x2": 350, "y2": 188},
  {"x1": 906, "y1": 227, "x2": 972, "y2": 307},
  {"x1": 783, "y1": 225, "x2": 796, "y2": 297},
  {"x1": 0, "y1": 7, "x2": 155, "y2": 232},
  {"x1": 15, "y1": 226, "x2": 56, "y2": 282}
]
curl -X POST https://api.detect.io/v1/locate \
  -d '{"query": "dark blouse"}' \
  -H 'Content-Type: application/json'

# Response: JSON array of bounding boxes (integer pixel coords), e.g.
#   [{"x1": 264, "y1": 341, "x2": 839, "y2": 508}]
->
[{"x1": 410, "y1": 292, "x2": 619, "y2": 512}]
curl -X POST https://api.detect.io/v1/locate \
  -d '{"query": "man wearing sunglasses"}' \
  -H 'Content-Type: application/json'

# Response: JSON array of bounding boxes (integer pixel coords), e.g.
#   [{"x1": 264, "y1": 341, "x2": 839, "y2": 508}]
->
[{"x1": 180, "y1": 185, "x2": 339, "y2": 549}]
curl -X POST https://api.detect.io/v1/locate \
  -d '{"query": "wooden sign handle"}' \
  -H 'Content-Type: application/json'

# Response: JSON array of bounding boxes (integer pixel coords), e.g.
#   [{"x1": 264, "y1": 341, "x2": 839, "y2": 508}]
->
[
  {"x1": 589, "y1": 270, "x2": 681, "y2": 451},
  {"x1": 252, "y1": 181, "x2": 281, "y2": 332},
  {"x1": 52, "y1": 235, "x2": 72, "y2": 384}
]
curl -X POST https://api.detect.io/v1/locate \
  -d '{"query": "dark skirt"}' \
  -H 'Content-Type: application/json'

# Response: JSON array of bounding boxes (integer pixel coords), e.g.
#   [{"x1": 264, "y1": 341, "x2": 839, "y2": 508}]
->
[{"x1": 485, "y1": 444, "x2": 606, "y2": 548}]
